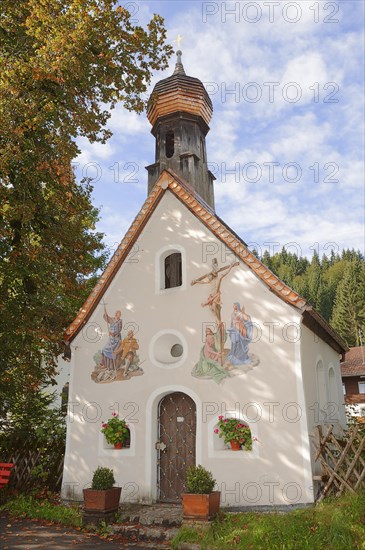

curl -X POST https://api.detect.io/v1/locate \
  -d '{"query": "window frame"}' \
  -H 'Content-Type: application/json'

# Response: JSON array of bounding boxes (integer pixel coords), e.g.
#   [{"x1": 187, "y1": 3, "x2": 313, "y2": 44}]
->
[{"x1": 155, "y1": 245, "x2": 186, "y2": 295}]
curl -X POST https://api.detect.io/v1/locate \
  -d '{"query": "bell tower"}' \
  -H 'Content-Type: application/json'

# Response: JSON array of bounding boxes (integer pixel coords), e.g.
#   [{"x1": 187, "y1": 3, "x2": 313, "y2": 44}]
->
[{"x1": 146, "y1": 51, "x2": 215, "y2": 209}]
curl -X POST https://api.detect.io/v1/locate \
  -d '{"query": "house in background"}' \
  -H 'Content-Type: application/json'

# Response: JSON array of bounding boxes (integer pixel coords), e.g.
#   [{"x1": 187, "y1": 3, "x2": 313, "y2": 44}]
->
[
  {"x1": 341, "y1": 346, "x2": 365, "y2": 417},
  {"x1": 60, "y1": 52, "x2": 347, "y2": 508}
]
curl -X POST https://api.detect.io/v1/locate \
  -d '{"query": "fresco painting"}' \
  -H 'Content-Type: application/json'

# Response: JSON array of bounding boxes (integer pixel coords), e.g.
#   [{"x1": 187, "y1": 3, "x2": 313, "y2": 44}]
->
[
  {"x1": 192, "y1": 259, "x2": 260, "y2": 383},
  {"x1": 92, "y1": 306, "x2": 144, "y2": 383},
  {"x1": 191, "y1": 325, "x2": 230, "y2": 384},
  {"x1": 90, "y1": 260, "x2": 258, "y2": 385}
]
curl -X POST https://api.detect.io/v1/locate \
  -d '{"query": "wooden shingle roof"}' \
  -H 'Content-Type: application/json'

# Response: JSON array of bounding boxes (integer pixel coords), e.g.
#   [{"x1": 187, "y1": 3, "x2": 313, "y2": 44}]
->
[{"x1": 146, "y1": 52, "x2": 212, "y2": 127}]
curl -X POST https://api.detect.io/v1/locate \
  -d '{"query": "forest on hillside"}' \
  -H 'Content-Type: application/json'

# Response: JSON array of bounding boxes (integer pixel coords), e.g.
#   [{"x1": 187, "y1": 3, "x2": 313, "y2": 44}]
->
[{"x1": 258, "y1": 248, "x2": 365, "y2": 347}]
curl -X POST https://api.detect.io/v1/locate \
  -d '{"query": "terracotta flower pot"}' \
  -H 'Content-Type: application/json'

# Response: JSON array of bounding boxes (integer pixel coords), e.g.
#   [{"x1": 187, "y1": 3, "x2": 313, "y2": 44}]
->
[
  {"x1": 83, "y1": 487, "x2": 122, "y2": 512},
  {"x1": 114, "y1": 442, "x2": 123, "y2": 449},
  {"x1": 230, "y1": 440, "x2": 241, "y2": 451},
  {"x1": 182, "y1": 491, "x2": 221, "y2": 520}
]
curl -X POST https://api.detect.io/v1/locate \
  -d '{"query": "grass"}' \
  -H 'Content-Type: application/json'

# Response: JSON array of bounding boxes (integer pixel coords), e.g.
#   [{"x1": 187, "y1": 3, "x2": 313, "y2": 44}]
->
[
  {"x1": 172, "y1": 491, "x2": 365, "y2": 549},
  {"x1": 1, "y1": 490, "x2": 364, "y2": 548},
  {"x1": 0, "y1": 493, "x2": 82, "y2": 527}
]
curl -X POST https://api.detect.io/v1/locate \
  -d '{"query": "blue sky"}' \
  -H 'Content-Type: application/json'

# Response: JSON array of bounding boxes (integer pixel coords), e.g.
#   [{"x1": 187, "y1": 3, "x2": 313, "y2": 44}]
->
[{"x1": 75, "y1": 0, "x2": 365, "y2": 260}]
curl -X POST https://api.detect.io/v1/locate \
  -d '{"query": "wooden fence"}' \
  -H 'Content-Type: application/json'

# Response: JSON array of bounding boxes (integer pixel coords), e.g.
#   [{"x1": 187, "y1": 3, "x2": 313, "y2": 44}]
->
[
  {"x1": 2, "y1": 438, "x2": 65, "y2": 492},
  {"x1": 311, "y1": 423, "x2": 365, "y2": 502}
]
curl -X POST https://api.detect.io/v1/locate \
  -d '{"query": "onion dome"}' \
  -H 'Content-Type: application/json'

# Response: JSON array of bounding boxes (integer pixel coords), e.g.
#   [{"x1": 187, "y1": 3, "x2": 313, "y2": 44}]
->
[{"x1": 147, "y1": 51, "x2": 213, "y2": 128}]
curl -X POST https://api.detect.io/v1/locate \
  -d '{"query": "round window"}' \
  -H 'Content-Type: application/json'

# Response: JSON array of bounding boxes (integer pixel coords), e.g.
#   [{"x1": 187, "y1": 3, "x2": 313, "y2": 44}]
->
[{"x1": 150, "y1": 331, "x2": 187, "y2": 369}]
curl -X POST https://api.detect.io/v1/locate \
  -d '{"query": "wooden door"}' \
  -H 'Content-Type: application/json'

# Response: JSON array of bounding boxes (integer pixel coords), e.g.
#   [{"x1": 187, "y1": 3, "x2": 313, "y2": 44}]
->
[{"x1": 157, "y1": 392, "x2": 196, "y2": 502}]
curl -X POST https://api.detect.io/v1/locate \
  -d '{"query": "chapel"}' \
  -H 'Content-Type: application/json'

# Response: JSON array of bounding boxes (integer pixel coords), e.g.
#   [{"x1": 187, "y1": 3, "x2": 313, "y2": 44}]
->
[{"x1": 61, "y1": 52, "x2": 347, "y2": 507}]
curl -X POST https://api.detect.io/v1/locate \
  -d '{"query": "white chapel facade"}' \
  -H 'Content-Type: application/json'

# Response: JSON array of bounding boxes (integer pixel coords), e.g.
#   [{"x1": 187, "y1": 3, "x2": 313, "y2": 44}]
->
[{"x1": 61, "y1": 52, "x2": 347, "y2": 508}]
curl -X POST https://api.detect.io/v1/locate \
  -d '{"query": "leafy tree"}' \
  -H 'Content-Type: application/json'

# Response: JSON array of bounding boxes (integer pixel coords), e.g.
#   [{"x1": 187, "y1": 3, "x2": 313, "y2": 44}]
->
[{"x1": 0, "y1": 0, "x2": 172, "y2": 421}]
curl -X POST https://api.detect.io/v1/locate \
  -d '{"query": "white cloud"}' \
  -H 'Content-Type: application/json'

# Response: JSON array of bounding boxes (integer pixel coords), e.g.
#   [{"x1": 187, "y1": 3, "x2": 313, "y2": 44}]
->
[{"x1": 74, "y1": 1, "x2": 364, "y2": 258}]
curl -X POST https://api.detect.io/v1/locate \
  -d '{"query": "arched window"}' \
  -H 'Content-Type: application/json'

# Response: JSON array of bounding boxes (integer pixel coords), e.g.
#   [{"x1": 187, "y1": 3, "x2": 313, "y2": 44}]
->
[
  {"x1": 316, "y1": 360, "x2": 327, "y2": 424},
  {"x1": 164, "y1": 252, "x2": 182, "y2": 289},
  {"x1": 213, "y1": 415, "x2": 254, "y2": 452},
  {"x1": 165, "y1": 131, "x2": 174, "y2": 158}
]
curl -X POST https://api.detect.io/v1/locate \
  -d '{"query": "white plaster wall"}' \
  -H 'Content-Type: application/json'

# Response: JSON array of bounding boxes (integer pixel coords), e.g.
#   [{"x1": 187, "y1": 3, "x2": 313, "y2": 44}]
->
[
  {"x1": 300, "y1": 323, "x2": 347, "y2": 497},
  {"x1": 62, "y1": 190, "x2": 321, "y2": 506},
  {"x1": 300, "y1": 324, "x2": 346, "y2": 432}
]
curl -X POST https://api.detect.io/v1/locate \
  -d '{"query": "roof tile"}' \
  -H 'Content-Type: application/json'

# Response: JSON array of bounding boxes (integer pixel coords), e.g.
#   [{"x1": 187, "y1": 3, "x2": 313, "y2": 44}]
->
[{"x1": 341, "y1": 346, "x2": 365, "y2": 376}]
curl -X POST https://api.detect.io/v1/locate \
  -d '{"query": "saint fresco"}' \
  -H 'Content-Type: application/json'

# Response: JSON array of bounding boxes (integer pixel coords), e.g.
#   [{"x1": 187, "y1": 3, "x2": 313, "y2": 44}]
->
[
  {"x1": 91, "y1": 306, "x2": 144, "y2": 383},
  {"x1": 191, "y1": 259, "x2": 259, "y2": 384}
]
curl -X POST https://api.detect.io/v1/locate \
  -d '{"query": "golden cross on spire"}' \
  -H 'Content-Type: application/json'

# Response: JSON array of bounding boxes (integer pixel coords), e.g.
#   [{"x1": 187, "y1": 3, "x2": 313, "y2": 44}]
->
[{"x1": 174, "y1": 33, "x2": 183, "y2": 50}]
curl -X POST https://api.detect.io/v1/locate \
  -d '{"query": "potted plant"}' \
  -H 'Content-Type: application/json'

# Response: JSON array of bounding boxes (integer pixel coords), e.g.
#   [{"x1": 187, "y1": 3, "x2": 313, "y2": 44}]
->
[
  {"x1": 182, "y1": 465, "x2": 220, "y2": 521},
  {"x1": 215, "y1": 415, "x2": 252, "y2": 450},
  {"x1": 83, "y1": 467, "x2": 121, "y2": 513},
  {"x1": 101, "y1": 412, "x2": 129, "y2": 449}
]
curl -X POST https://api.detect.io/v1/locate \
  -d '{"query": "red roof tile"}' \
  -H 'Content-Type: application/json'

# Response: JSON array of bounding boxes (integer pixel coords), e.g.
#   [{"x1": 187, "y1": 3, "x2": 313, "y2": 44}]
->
[{"x1": 341, "y1": 346, "x2": 365, "y2": 376}]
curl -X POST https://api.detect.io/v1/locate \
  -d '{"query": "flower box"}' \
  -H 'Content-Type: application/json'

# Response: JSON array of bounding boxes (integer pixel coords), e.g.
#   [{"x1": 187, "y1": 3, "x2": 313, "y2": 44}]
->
[
  {"x1": 182, "y1": 491, "x2": 221, "y2": 520},
  {"x1": 83, "y1": 487, "x2": 121, "y2": 512}
]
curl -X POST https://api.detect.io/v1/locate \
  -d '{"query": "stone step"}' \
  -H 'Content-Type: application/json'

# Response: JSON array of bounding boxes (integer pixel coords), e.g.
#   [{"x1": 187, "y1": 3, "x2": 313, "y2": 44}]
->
[
  {"x1": 117, "y1": 504, "x2": 183, "y2": 527},
  {"x1": 112, "y1": 523, "x2": 179, "y2": 542}
]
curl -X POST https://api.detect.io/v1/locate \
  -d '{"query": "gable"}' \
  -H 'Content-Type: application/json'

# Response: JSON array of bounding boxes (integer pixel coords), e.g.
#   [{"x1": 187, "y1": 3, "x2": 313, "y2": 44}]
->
[{"x1": 65, "y1": 169, "x2": 346, "y2": 355}]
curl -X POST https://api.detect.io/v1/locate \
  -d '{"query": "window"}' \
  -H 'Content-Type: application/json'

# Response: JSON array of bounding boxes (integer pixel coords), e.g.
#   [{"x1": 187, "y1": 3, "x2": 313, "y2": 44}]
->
[
  {"x1": 164, "y1": 252, "x2": 182, "y2": 289},
  {"x1": 209, "y1": 413, "x2": 258, "y2": 458},
  {"x1": 165, "y1": 131, "x2": 174, "y2": 158},
  {"x1": 358, "y1": 381, "x2": 365, "y2": 394},
  {"x1": 156, "y1": 246, "x2": 186, "y2": 294},
  {"x1": 316, "y1": 360, "x2": 327, "y2": 423},
  {"x1": 149, "y1": 330, "x2": 187, "y2": 369}
]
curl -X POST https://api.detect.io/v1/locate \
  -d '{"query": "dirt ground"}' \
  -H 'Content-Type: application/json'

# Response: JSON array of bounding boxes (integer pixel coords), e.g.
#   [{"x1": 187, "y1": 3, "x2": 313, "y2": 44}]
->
[{"x1": 0, "y1": 512, "x2": 163, "y2": 549}]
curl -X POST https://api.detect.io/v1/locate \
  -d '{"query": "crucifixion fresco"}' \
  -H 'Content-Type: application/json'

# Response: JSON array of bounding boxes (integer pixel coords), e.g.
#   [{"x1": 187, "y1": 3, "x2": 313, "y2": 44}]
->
[{"x1": 191, "y1": 258, "x2": 259, "y2": 384}]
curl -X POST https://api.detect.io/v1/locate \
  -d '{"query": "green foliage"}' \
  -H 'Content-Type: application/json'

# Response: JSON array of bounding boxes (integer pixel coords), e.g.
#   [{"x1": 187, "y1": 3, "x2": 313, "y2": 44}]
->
[
  {"x1": 0, "y1": 401, "x2": 66, "y2": 491},
  {"x1": 172, "y1": 491, "x2": 365, "y2": 549},
  {"x1": 97, "y1": 520, "x2": 113, "y2": 538},
  {"x1": 101, "y1": 414, "x2": 129, "y2": 445},
  {"x1": 345, "y1": 409, "x2": 365, "y2": 438},
  {"x1": 185, "y1": 465, "x2": 216, "y2": 494},
  {"x1": 216, "y1": 416, "x2": 252, "y2": 450},
  {"x1": 0, "y1": 0, "x2": 172, "y2": 422},
  {"x1": 331, "y1": 258, "x2": 365, "y2": 346},
  {"x1": 0, "y1": 494, "x2": 82, "y2": 527},
  {"x1": 91, "y1": 467, "x2": 115, "y2": 490},
  {"x1": 260, "y1": 248, "x2": 365, "y2": 346}
]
